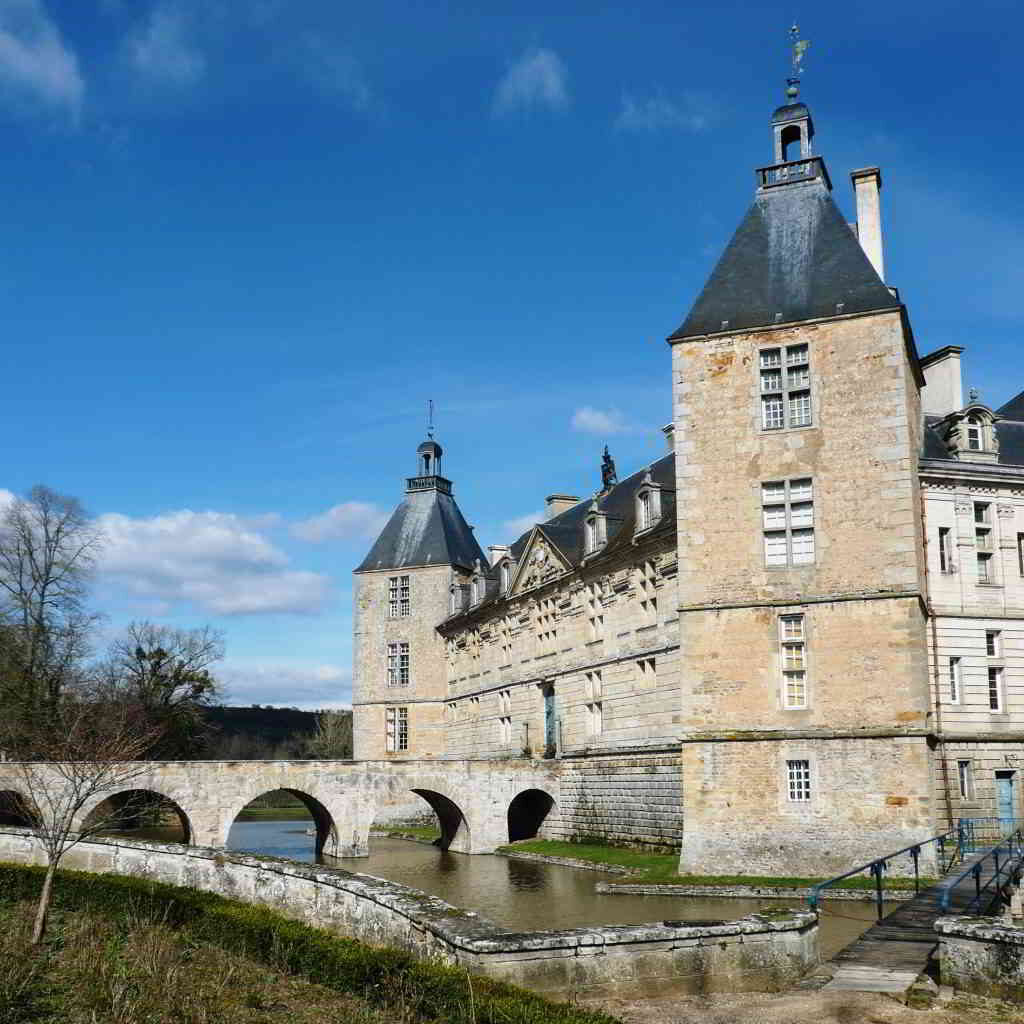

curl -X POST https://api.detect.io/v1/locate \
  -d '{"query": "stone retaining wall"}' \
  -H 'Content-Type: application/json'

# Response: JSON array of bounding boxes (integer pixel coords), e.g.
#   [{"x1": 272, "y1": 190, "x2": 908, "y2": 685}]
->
[
  {"x1": 595, "y1": 882, "x2": 916, "y2": 901},
  {"x1": 936, "y1": 916, "x2": 1024, "y2": 1001},
  {"x1": 544, "y1": 747, "x2": 683, "y2": 849},
  {"x1": 0, "y1": 828, "x2": 816, "y2": 998}
]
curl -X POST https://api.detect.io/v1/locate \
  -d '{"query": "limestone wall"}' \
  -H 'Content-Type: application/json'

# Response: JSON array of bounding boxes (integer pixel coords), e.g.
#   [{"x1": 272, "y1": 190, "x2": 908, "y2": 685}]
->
[
  {"x1": 937, "y1": 916, "x2": 1024, "y2": 1001},
  {"x1": 0, "y1": 829, "x2": 818, "y2": 999}
]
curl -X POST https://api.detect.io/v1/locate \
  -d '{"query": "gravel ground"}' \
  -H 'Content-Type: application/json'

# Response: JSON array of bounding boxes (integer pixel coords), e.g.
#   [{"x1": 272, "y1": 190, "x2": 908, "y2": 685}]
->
[{"x1": 579, "y1": 989, "x2": 1024, "y2": 1024}]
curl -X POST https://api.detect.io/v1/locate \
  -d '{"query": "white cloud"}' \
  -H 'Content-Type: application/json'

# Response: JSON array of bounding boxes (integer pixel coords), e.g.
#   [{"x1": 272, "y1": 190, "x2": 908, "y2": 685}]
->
[
  {"x1": 615, "y1": 91, "x2": 713, "y2": 134},
  {"x1": 493, "y1": 47, "x2": 569, "y2": 116},
  {"x1": 296, "y1": 34, "x2": 375, "y2": 114},
  {"x1": 291, "y1": 501, "x2": 386, "y2": 544},
  {"x1": 220, "y1": 660, "x2": 351, "y2": 709},
  {"x1": 571, "y1": 406, "x2": 629, "y2": 435},
  {"x1": 0, "y1": 0, "x2": 84, "y2": 120},
  {"x1": 127, "y1": 4, "x2": 205, "y2": 86},
  {"x1": 502, "y1": 510, "x2": 543, "y2": 539},
  {"x1": 97, "y1": 508, "x2": 331, "y2": 616}
]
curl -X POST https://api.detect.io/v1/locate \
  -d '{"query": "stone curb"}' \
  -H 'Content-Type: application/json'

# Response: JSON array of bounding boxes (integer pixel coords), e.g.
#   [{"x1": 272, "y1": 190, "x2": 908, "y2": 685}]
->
[
  {"x1": 595, "y1": 882, "x2": 917, "y2": 901},
  {"x1": 496, "y1": 850, "x2": 633, "y2": 874}
]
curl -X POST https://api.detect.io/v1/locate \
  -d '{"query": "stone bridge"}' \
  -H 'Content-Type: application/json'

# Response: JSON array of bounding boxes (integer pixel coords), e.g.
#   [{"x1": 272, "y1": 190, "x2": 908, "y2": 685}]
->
[{"x1": 0, "y1": 759, "x2": 561, "y2": 858}]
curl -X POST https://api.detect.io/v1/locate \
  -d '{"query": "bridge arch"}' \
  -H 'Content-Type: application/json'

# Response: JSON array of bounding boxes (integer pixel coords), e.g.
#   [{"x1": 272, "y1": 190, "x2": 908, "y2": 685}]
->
[
  {"x1": 226, "y1": 788, "x2": 339, "y2": 859},
  {"x1": 79, "y1": 788, "x2": 192, "y2": 844},
  {"x1": 0, "y1": 789, "x2": 37, "y2": 827},
  {"x1": 507, "y1": 788, "x2": 555, "y2": 842},
  {"x1": 409, "y1": 788, "x2": 470, "y2": 851}
]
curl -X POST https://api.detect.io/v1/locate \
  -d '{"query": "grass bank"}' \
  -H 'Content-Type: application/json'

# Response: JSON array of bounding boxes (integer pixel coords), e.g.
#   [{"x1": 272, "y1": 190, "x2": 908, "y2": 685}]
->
[
  {"x1": 371, "y1": 824, "x2": 442, "y2": 841},
  {"x1": 497, "y1": 840, "x2": 932, "y2": 891},
  {"x1": 0, "y1": 862, "x2": 619, "y2": 1024}
]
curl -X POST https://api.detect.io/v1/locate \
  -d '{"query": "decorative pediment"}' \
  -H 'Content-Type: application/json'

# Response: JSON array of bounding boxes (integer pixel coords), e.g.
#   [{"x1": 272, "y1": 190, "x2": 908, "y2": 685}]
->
[{"x1": 509, "y1": 529, "x2": 572, "y2": 596}]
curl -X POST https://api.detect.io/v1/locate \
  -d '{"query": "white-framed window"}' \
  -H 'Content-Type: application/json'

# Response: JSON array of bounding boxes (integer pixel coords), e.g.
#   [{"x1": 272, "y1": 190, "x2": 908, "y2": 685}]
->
[
  {"x1": 958, "y1": 760, "x2": 974, "y2": 800},
  {"x1": 584, "y1": 514, "x2": 607, "y2": 555},
  {"x1": 760, "y1": 344, "x2": 812, "y2": 430},
  {"x1": 967, "y1": 416, "x2": 984, "y2": 451},
  {"x1": 762, "y1": 478, "x2": 815, "y2": 567},
  {"x1": 949, "y1": 656, "x2": 962, "y2": 703},
  {"x1": 585, "y1": 581, "x2": 605, "y2": 641},
  {"x1": 986, "y1": 630, "x2": 1002, "y2": 658},
  {"x1": 636, "y1": 559, "x2": 658, "y2": 624},
  {"x1": 399, "y1": 575, "x2": 410, "y2": 616},
  {"x1": 638, "y1": 490, "x2": 653, "y2": 530},
  {"x1": 388, "y1": 576, "x2": 400, "y2": 618},
  {"x1": 988, "y1": 667, "x2": 1004, "y2": 712},
  {"x1": 780, "y1": 614, "x2": 808, "y2": 709},
  {"x1": 386, "y1": 642, "x2": 409, "y2": 686},
  {"x1": 385, "y1": 706, "x2": 408, "y2": 752},
  {"x1": 786, "y1": 758, "x2": 811, "y2": 802},
  {"x1": 938, "y1": 527, "x2": 954, "y2": 573}
]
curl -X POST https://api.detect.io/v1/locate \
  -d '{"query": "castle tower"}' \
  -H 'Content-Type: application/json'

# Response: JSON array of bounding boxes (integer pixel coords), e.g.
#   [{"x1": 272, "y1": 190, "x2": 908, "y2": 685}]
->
[
  {"x1": 352, "y1": 435, "x2": 487, "y2": 760},
  {"x1": 668, "y1": 91, "x2": 933, "y2": 874}
]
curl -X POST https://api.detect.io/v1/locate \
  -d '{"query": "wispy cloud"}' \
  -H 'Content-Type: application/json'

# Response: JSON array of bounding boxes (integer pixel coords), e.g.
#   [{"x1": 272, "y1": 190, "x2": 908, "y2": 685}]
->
[
  {"x1": 220, "y1": 660, "x2": 352, "y2": 709},
  {"x1": 0, "y1": 0, "x2": 84, "y2": 121},
  {"x1": 571, "y1": 406, "x2": 630, "y2": 435},
  {"x1": 493, "y1": 47, "x2": 569, "y2": 116},
  {"x1": 296, "y1": 33, "x2": 376, "y2": 115},
  {"x1": 97, "y1": 508, "x2": 331, "y2": 616},
  {"x1": 615, "y1": 91, "x2": 714, "y2": 134},
  {"x1": 127, "y1": 3, "x2": 205, "y2": 87},
  {"x1": 291, "y1": 501, "x2": 387, "y2": 544},
  {"x1": 502, "y1": 510, "x2": 543, "y2": 539}
]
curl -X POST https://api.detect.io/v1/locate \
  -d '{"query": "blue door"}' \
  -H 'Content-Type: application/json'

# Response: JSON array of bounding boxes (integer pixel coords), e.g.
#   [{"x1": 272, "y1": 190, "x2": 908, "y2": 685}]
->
[
  {"x1": 544, "y1": 686, "x2": 556, "y2": 753},
  {"x1": 996, "y1": 770, "x2": 1016, "y2": 828}
]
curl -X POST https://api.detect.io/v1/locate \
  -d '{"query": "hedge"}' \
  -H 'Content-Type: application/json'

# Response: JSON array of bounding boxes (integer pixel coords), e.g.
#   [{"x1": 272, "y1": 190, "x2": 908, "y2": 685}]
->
[{"x1": 0, "y1": 862, "x2": 620, "y2": 1024}]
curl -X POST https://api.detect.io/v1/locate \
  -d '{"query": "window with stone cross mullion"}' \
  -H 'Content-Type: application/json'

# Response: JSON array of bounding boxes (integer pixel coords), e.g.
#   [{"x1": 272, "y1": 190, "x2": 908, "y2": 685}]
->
[
  {"x1": 762, "y1": 477, "x2": 815, "y2": 567},
  {"x1": 760, "y1": 344, "x2": 812, "y2": 430}
]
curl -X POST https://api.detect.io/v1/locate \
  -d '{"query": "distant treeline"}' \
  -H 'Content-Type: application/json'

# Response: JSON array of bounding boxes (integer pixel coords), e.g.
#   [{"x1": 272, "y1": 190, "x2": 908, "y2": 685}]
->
[{"x1": 197, "y1": 706, "x2": 353, "y2": 761}]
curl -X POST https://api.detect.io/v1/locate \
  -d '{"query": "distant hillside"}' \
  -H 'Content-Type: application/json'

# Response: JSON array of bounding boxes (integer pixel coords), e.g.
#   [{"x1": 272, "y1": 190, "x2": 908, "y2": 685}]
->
[{"x1": 199, "y1": 706, "x2": 351, "y2": 760}]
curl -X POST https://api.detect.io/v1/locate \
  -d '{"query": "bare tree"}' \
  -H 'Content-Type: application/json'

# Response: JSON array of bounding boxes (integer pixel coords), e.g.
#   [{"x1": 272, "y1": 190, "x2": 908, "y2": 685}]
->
[
  {"x1": 0, "y1": 486, "x2": 101, "y2": 716},
  {"x1": 0, "y1": 687, "x2": 162, "y2": 944},
  {"x1": 303, "y1": 709, "x2": 353, "y2": 760},
  {"x1": 102, "y1": 621, "x2": 224, "y2": 759}
]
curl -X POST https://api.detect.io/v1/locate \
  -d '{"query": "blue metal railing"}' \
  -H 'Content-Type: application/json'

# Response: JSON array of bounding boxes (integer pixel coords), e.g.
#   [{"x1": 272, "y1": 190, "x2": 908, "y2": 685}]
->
[
  {"x1": 936, "y1": 826, "x2": 1024, "y2": 914},
  {"x1": 958, "y1": 818, "x2": 1024, "y2": 854},
  {"x1": 807, "y1": 829, "x2": 963, "y2": 921}
]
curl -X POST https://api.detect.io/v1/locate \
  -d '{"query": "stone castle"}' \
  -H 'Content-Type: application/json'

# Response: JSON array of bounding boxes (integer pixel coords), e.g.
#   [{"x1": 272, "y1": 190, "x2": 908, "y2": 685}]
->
[{"x1": 351, "y1": 96, "x2": 1024, "y2": 875}]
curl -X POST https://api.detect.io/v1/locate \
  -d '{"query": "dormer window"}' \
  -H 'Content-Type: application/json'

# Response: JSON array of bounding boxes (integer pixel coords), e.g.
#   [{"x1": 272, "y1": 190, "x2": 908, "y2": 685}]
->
[
  {"x1": 449, "y1": 583, "x2": 469, "y2": 616},
  {"x1": 634, "y1": 471, "x2": 664, "y2": 536},
  {"x1": 967, "y1": 415, "x2": 984, "y2": 451},
  {"x1": 941, "y1": 405, "x2": 1000, "y2": 462},
  {"x1": 585, "y1": 517, "x2": 597, "y2": 553},
  {"x1": 500, "y1": 561, "x2": 511, "y2": 593},
  {"x1": 584, "y1": 514, "x2": 607, "y2": 555}
]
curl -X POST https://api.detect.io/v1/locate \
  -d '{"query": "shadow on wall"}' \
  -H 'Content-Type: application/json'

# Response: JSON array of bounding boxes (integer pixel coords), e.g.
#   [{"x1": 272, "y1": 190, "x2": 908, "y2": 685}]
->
[
  {"x1": 507, "y1": 789, "x2": 555, "y2": 842},
  {"x1": 84, "y1": 790, "x2": 192, "y2": 844}
]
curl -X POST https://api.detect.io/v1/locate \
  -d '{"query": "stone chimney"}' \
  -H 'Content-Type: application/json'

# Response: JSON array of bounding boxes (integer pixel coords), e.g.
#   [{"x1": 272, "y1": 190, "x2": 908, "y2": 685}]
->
[
  {"x1": 661, "y1": 422, "x2": 675, "y2": 453},
  {"x1": 545, "y1": 494, "x2": 580, "y2": 520},
  {"x1": 920, "y1": 346, "x2": 965, "y2": 417},
  {"x1": 851, "y1": 167, "x2": 884, "y2": 281},
  {"x1": 488, "y1": 544, "x2": 510, "y2": 567}
]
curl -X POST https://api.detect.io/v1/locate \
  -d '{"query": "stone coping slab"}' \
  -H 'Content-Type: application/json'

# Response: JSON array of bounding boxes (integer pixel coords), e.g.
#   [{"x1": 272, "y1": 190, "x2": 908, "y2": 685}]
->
[{"x1": 935, "y1": 915, "x2": 1024, "y2": 944}]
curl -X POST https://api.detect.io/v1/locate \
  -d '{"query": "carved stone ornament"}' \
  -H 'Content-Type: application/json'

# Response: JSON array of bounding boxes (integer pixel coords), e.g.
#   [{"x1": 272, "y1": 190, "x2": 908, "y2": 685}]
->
[
  {"x1": 997, "y1": 503, "x2": 1016, "y2": 519},
  {"x1": 517, "y1": 540, "x2": 562, "y2": 592},
  {"x1": 954, "y1": 499, "x2": 972, "y2": 515}
]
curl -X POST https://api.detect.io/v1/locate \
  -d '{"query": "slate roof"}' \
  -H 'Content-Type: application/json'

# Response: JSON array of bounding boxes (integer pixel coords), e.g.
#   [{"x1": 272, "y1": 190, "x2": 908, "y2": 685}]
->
[
  {"x1": 441, "y1": 453, "x2": 677, "y2": 625},
  {"x1": 669, "y1": 176, "x2": 898, "y2": 341},
  {"x1": 998, "y1": 390, "x2": 1024, "y2": 421},
  {"x1": 355, "y1": 485, "x2": 488, "y2": 573}
]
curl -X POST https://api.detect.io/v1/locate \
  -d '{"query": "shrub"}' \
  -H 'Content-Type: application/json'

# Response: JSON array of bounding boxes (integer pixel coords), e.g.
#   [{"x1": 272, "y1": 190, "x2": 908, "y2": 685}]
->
[{"x1": 0, "y1": 862, "x2": 619, "y2": 1024}]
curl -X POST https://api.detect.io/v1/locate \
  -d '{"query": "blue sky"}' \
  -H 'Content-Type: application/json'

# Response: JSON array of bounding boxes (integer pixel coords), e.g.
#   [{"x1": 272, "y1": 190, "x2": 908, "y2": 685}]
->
[{"x1": 2, "y1": 0, "x2": 1020, "y2": 708}]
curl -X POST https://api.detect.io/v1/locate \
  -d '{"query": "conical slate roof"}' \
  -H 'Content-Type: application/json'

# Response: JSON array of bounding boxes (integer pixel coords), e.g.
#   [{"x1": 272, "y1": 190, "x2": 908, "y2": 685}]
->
[
  {"x1": 355, "y1": 486, "x2": 487, "y2": 574},
  {"x1": 669, "y1": 177, "x2": 898, "y2": 341}
]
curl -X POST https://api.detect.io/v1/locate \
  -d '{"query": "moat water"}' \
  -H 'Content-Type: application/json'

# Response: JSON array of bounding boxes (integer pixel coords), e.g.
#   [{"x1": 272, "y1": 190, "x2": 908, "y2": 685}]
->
[{"x1": 225, "y1": 819, "x2": 887, "y2": 958}]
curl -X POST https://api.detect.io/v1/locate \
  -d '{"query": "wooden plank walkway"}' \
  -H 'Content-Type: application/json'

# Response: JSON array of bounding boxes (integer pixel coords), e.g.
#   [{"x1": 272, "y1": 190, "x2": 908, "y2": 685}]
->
[{"x1": 820, "y1": 849, "x2": 1014, "y2": 996}]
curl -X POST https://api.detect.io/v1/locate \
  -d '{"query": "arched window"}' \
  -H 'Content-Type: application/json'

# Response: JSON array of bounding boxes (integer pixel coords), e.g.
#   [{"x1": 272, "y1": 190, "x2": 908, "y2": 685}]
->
[
  {"x1": 500, "y1": 562, "x2": 510, "y2": 593},
  {"x1": 781, "y1": 123, "x2": 803, "y2": 161},
  {"x1": 585, "y1": 517, "x2": 597, "y2": 554},
  {"x1": 967, "y1": 415, "x2": 984, "y2": 451}
]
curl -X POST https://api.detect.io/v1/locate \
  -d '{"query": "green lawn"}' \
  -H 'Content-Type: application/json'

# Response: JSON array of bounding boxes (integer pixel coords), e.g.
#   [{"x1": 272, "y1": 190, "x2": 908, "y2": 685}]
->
[
  {"x1": 234, "y1": 806, "x2": 314, "y2": 822},
  {"x1": 372, "y1": 824, "x2": 442, "y2": 841},
  {"x1": 497, "y1": 840, "x2": 932, "y2": 891}
]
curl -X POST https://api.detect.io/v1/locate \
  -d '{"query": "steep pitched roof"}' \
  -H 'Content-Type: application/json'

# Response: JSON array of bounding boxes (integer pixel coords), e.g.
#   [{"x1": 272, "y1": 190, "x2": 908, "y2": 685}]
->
[
  {"x1": 998, "y1": 390, "x2": 1024, "y2": 421},
  {"x1": 669, "y1": 178, "x2": 898, "y2": 341},
  {"x1": 355, "y1": 487, "x2": 487, "y2": 573},
  {"x1": 921, "y1": 414, "x2": 1024, "y2": 468}
]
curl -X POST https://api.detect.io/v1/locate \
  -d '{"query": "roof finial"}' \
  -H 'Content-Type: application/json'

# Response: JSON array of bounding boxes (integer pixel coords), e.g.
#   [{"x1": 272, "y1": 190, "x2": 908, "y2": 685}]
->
[
  {"x1": 427, "y1": 398, "x2": 434, "y2": 440},
  {"x1": 969, "y1": 387, "x2": 980, "y2": 403},
  {"x1": 786, "y1": 22, "x2": 810, "y2": 103}
]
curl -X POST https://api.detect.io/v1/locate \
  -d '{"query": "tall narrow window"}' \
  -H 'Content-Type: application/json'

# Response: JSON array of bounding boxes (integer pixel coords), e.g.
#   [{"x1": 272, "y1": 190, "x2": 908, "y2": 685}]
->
[
  {"x1": 638, "y1": 490, "x2": 652, "y2": 530},
  {"x1": 635, "y1": 657, "x2": 656, "y2": 688},
  {"x1": 780, "y1": 614, "x2": 808, "y2": 709},
  {"x1": 1019, "y1": 533, "x2": 1024, "y2": 576},
  {"x1": 760, "y1": 344, "x2": 812, "y2": 430},
  {"x1": 585, "y1": 671, "x2": 603, "y2": 736},
  {"x1": 986, "y1": 630, "x2": 1002, "y2": 658},
  {"x1": 385, "y1": 707, "x2": 408, "y2": 752},
  {"x1": 977, "y1": 552, "x2": 993, "y2": 584},
  {"x1": 957, "y1": 760, "x2": 974, "y2": 800},
  {"x1": 399, "y1": 575, "x2": 410, "y2": 616},
  {"x1": 949, "y1": 656, "x2": 962, "y2": 703},
  {"x1": 585, "y1": 582, "x2": 605, "y2": 641},
  {"x1": 988, "y1": 667, "x2": 1004, "y2": 712},
  {"x1": 388, "y1": 576, "x2": 400, "y2": 618},
  {"x1": 786, "y1": 759, "x2": 811, "y2": 802},
  {"x1": 975, "y1": 502, "x2": 991, "y2": 524},
  {"x1": 636, "y1": 560, "x2": 658, "y2": 624},
  {"x1": 967, "y1": 416, "x2": 983, "y2": 451},
  {"x1": 938, "y1": 527, "x2": 953, "y2": 573},
  {"x1": 763, "y1": 478, "x2": 815, "y2": 566},
  {"x1": 387, "y1": 642, "x2": 410, "y2": 686}
]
